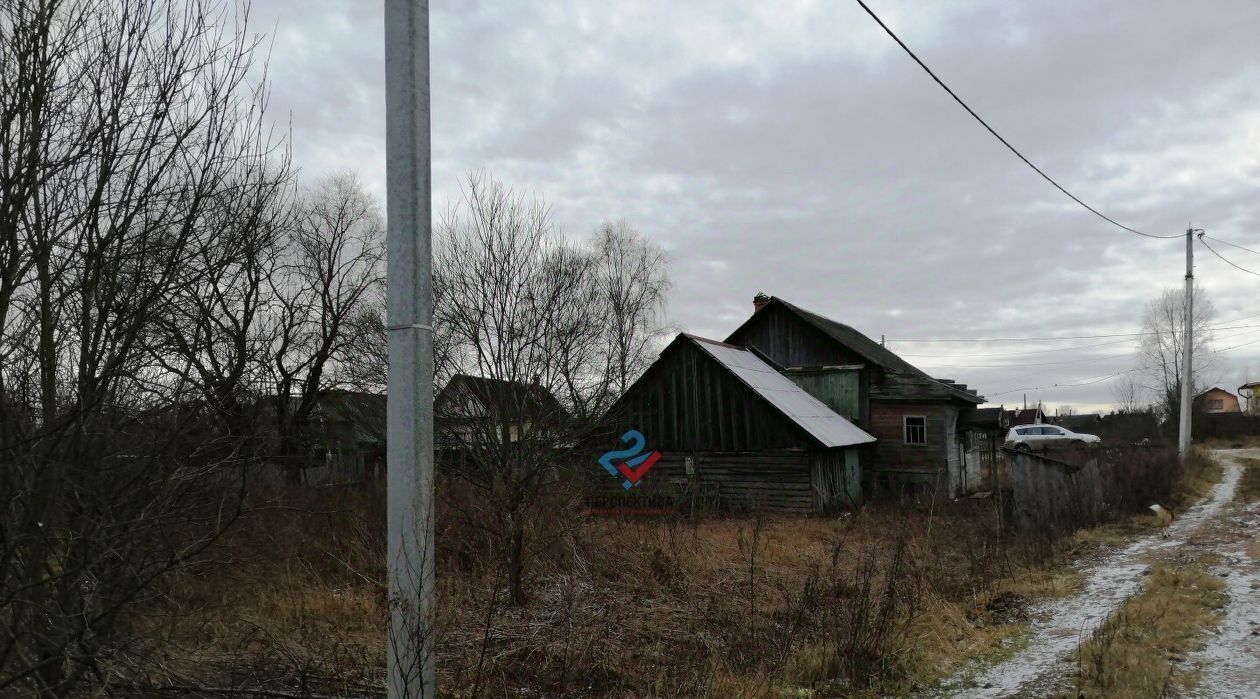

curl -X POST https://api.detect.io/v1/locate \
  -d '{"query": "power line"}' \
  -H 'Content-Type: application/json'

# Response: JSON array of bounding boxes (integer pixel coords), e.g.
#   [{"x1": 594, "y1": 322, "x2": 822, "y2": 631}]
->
[
  {"x1": 1200, "y1": 236, "x2": 1260, "y2": 276},
  {"x1": 899, "y1": 320, "x2": 1260, "y2": 358},
  {"x1": 853, "y1": 0, "x2": 1180, "y2": 241},
  {"x1": 898, "y1": 336, "x2": 1139, "y2": 358},
  {"x1": 1203, "y1": 235, "x2": 1260, "y2": 257},
  {"x1": 1218, "y1": 336, "x2": 1260, "y2": 353},
  {"x1": 922, "y1": 351, "x2": 1136, "y2": 370},
  {"x1": 887, "y1": 322, "x2": 1260, "y2": 344},
  {"x1": 987, "y1": 369, "x2": 1137, "y2": 398}
]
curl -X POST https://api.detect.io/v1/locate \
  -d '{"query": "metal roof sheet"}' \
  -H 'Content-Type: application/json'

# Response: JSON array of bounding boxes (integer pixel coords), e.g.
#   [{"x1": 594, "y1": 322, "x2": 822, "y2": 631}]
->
[{"x1": 690, "y1": 336, "x2": 876, "y2": 448}]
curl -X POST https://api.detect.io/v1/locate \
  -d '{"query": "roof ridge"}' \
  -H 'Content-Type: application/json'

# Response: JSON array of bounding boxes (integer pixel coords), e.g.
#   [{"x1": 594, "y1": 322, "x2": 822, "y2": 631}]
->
[{"x1": 766, "y1": 297, "x2": 984, "y2": 403}]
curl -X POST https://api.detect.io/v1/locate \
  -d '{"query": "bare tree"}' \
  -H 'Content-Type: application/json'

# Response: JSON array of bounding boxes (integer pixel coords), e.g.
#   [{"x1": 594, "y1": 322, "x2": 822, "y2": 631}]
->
[
  {"x1": 584, "y1": 220, "x2": 670, "y2": 416},
  {"x1": 151, "y1": 163, "x2": 293, "y2": 450},
  {"x1": 434, "y1": 174, "x2": 601, "y2": 606},
  {"x1": 432, "y1": 174, "x2": 671, "y2": 606},
  {"x1": 1139, "y1": 284, "x2": 1216, "y2": 421},
  {"x1": 0, "y1": 0, "x2": 284, "y2": 694},
  {"x1": 262, "y1": 173, "x2": 384, "y2": 483},
  {"x1": 1111, "y1": 372, "x2": 1147, "y2": 414}
]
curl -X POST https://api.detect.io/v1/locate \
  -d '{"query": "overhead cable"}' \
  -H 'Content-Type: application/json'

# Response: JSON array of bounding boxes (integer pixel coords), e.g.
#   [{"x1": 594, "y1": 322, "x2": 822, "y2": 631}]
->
[
  {"x1": 853, "y1": 0, "x2": 1181, "y2": 240},
  {"x1": 888, "y1": 322, "x2": 1260, "y2": 344},
  {"x1": 1200, "y1": 236, "x2": 1260, "y2": 276}
]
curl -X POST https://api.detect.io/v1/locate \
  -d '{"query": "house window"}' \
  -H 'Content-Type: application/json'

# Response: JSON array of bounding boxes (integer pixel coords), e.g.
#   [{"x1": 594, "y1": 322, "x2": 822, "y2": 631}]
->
[
  {"x1": 904, "y1": 416, "x2": 927, "y2": 445},
  {"x1": 1207, "y1": 399, "x2": 1223, "y2": 411}
]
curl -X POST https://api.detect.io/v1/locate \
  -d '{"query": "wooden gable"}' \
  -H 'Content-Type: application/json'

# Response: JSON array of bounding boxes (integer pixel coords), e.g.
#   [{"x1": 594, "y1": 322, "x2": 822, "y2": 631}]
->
[
  {"x1": 727, "y1": 297, "x2": 981, "y2": 405},
  {"x1": 608, "y1": 337, "x2": 816, "y2": 453}
]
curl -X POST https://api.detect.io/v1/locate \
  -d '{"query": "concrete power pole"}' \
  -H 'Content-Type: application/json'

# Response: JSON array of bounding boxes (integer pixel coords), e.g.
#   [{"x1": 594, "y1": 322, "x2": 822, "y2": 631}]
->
[
  {"x1": 384, "y1": 1, "x2": 435, "y2": 697},
  {"x1": 1177, "y1": 227, "x2": 1196, "y2": 460}
]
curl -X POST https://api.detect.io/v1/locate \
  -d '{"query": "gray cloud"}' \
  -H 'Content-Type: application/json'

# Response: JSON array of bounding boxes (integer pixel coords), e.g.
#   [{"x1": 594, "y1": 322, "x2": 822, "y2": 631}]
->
[{"x1": 248, "y1": 0, "x2": 1260, "y2": 411}]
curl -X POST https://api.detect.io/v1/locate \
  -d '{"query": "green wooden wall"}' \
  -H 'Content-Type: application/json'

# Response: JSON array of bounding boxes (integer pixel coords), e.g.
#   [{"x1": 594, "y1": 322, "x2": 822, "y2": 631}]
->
[{"x1": 786, "y1": 369, "x2": 862, "y2": 422}]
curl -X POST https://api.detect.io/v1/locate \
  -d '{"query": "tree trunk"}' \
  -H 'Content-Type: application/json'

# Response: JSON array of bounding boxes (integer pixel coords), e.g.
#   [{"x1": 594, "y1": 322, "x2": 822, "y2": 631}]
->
[{"x1": 507, "y1": 517, "x2": 526, "y2": 607}]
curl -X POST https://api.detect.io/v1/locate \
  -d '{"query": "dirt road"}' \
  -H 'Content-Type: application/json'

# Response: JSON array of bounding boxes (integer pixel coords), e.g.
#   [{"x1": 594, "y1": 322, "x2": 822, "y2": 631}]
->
[
  {"x1": 931, "y1": 448, "x2": 1260, "y2": 698},
  {"x1": 1186, "y1": 450, "x2": 1260, "y2": 698}
]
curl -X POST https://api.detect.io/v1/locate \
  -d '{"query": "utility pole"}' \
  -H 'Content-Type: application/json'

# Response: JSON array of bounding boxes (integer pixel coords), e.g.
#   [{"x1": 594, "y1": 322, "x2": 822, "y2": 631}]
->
[
  {"x1": 1177, "y1": 227, "x2": 1197, "y2": 461},
  {"x1": 385, "y1": 1, "x2": 434, "y2": 697}
]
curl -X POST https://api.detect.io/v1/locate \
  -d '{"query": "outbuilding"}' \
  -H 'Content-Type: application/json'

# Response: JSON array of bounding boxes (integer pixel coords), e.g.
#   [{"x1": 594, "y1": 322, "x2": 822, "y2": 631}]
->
[{"x1": 601, "y1": 333, "x2": 875, "y2": 512}]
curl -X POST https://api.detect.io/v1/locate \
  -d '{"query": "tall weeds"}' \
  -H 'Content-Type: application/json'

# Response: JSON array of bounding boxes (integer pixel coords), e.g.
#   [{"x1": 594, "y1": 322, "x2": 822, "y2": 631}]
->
[{"x1": 123, "y1": 477, "x2": 1093, "y2": 697}]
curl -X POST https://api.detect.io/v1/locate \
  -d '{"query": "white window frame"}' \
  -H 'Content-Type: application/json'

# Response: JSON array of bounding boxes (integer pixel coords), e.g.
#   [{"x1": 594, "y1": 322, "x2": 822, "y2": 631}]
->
[{"x1": 903, "y1": 415, "x2": 927, "y2": 445}]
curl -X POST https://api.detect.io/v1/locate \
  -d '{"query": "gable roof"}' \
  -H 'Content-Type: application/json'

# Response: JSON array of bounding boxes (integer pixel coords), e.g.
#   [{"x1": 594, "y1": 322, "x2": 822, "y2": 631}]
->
[
  {"x1": 314, "y1": 390, "x2": 387, "y2": 444},
  {"x1": 438, "y1": 374, "x2": 565, "y2": 416},
  {"x1": 686, "y1": 335, "x2": 875, "y2": 448},
  {"x1": 960, "y1": 406, "x2": 1007, "y2": 429},
  {"x1": 1004, "y1": 407, "x2": 1046, "y2": 426},
  {"x1": 1195, "y1": 386, "x2": 1237, "y2": 399},
  {"x1": 727, "y1": 296, "x2": 984, "y2": 403}
]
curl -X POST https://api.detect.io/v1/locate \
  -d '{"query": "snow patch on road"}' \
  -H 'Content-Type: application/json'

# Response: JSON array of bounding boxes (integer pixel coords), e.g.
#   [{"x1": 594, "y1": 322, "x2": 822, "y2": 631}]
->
[
  {"x1": 1186, "y1": 461, "x2": 1260, "y2": 699},
  {"x1": 937, "y1": 455, "x2": 1242, "y2": 698}
]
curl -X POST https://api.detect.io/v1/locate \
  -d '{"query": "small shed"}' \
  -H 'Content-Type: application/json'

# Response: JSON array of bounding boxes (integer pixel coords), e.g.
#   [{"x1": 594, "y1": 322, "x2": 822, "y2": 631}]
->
[{"x1": 602, "y1": 334, "x2": 875, "y2": 512}]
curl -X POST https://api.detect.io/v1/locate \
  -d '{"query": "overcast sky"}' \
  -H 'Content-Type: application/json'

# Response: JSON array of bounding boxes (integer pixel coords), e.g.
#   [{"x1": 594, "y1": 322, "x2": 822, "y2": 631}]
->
[{"x1": 250, "y1": 0, "x2": 1260, "y2": 413}]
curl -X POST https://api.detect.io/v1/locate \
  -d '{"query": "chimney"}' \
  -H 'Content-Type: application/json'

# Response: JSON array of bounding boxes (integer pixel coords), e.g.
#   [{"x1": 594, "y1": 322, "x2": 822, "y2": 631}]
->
[{"x1": 753, "y1": 292, "x2": 771, "y2": 313}]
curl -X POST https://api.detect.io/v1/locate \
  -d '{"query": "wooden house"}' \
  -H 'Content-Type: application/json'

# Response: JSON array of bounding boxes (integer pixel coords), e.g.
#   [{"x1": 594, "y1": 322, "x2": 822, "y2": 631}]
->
[
  {"x1": 1004, "y1": 406, "x2": 1047, "y2": 426},
  {"x1": 725, "y1": 295, "x2": 986, "y2": 496},
  {"x1": 603, "y1": 333, "x2": 875, "y2": 513},
  {"x1": 435, "y1": 374, "x2": 566, "y2": 448},
  {"x1": 1195, "y1": 387, "x2": 1242, "y2": 414},
  {"x1": 303, "y1": 390, "x2": 386, "y2": 485}
]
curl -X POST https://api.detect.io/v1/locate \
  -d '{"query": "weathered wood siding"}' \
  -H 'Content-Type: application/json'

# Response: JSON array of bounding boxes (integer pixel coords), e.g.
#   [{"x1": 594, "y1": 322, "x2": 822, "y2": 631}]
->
[
  {"x1": 786, "y1": 369, "x2": 862, "y2": 422},
  {"x1": 728, "y1": 302, "x2": 867, "y2": 368},
  {"x1": 590, "y1": 451, "x2": 815, "y2": 512},
  {"x1": 810, "y1": 448, "x2": 862, "y2": 509},
  {"x1": 866, "y1": 401, "x2": 952, "y2": 477},
  {"x1": 869, "y1": 370, "x2": 961, "y2": 402},
  {"x1": 609, "y1": 339, "x2": 812, "y2": 452}
]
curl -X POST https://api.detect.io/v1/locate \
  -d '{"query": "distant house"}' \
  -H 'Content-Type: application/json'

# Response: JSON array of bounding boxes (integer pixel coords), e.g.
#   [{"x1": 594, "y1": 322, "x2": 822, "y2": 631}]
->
[
  {"x1": 1004, "y1": 406, "x2": 1047, "y2": 426},
  {"x1": 304, "y1": 390, "x2": 387, "y2": 484},
  {"x1": 435, "y1": 374, "x2": 567, "y2": 448},
  {"x1": 724, "y1": 295, "x2": 986, "y2": 497},
  {"x1": 1195, "y1": 387, "x2": 1242, "y2": 414},
  {"x1": 605, "y1": 334, "x2": 875, "y2": 512}
]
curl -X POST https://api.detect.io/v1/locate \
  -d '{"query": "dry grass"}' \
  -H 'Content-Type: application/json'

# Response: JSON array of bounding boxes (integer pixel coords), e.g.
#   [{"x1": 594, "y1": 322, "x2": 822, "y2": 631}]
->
[
  {"x1": 1065, "y1": 557, "x2": 1226, "y2": 699},
  {"x1": 1169, "y1": 447, "x2": 1225, "y2": 510},
  {"x1": 1200, "y1": 435, "x2": 1260, "y2": 450},
  {"x1": 1236, "y1": 456, "x2": 1260, "y2": 502},
  {"x1": 118, "y1": 483, "x2": 1111, "y2": 698},
  {"x1": 119, "y1": 448, "x2": 1226, "y2": 697}
]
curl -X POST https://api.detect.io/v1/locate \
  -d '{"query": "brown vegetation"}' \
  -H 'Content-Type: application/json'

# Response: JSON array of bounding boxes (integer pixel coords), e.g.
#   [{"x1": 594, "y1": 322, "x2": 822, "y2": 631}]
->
[
  {"x1": 1235, "y1": 456, "x2": 1260, "y2": 502},
  {"x1": 104, "y1": 447, "x2": 1225, "y2": 697},
  {"x1": 118, "y1": 480, "x2": 1098, "y2": 698},
  {"x1": 1066, "y1": 558, "x2": 1225, "y2": 698},
  {"x1": 1169, "y1": 447, "x2": 1225, "y2": 510}
]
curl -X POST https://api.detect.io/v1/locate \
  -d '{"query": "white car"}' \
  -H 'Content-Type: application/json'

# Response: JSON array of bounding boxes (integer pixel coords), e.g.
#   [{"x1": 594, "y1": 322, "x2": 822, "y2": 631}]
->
[{"x1": 1004, "y1": 424, "x2": 1101, "y2": 451}]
